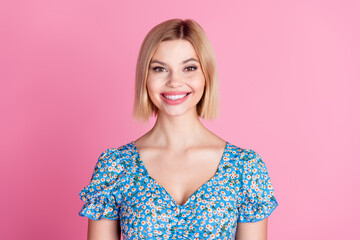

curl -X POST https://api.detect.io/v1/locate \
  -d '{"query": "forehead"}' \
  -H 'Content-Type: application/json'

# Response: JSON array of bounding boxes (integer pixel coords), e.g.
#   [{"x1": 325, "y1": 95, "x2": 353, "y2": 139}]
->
[{"x1": 151, "y1": 39, "x2": 198, "y2": 61}]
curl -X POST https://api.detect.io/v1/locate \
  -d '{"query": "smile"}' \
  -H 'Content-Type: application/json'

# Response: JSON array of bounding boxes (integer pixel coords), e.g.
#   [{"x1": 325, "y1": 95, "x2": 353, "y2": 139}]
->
[
  {"x1": 160, "y1": 92, "x2": 191, "y2": 105},
  {"x1": 163, "y1": 93, "x2": 189, "y2": 100}
]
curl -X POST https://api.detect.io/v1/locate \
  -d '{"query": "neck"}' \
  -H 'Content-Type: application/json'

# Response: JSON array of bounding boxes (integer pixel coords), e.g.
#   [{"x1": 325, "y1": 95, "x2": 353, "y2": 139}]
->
[{"x1": 145, "y1": 109, "x2": 209, "y2": 150}]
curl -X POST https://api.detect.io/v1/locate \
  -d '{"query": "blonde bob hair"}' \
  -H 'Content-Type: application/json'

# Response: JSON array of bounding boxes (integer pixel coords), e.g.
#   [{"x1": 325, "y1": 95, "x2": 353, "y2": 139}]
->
[{"x1": 133, "y1": 18, "x2": 219, "y2": 122}]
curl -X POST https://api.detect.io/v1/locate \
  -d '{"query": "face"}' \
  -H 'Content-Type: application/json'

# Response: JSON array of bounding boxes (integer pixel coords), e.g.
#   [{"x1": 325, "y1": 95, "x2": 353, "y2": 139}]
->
[{"x1": 146, "y1": 39, "x2": 206, "y2": 118}]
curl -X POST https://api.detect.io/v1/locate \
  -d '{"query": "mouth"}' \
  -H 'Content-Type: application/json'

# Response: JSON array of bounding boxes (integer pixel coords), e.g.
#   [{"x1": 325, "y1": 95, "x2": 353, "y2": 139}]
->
[{"x1": 161, "y1": 92, "x2": 191, "y2": 100}]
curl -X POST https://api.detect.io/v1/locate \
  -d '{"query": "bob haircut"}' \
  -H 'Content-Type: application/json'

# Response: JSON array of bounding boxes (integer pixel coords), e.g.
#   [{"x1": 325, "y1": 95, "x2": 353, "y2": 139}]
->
[{"x1": 133, "y1": 18, "x2": 219, "y2": 122}]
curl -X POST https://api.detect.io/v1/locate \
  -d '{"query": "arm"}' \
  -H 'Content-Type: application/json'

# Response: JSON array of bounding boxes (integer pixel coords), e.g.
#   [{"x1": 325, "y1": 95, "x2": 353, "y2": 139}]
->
[
  {"x1": 79, "y1": 149, "x2": 124, "y2": 239},
  {"x1": 235, "y1": 217, "x2": 268, "y2": 240},
  {"x1": 88, "y1": 219, "x2": 121, "y2": 240},
  {"x1": 235, "y1": 149, "x2": 278, "y2": 240}
]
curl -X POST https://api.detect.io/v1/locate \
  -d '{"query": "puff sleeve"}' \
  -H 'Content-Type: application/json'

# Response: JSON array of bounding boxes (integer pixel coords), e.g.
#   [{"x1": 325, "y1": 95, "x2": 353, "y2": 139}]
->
[
  {"x1": 78, "y1": 148, "x2": 123, "y2": 220},
  {"x1": 237, "y1": 149, "x2": 278, "y2": 222}
]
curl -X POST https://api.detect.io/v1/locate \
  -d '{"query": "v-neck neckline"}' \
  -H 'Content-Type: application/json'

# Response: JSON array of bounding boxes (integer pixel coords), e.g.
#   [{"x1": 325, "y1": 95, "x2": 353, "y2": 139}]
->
[{"x1": 130, "y1": 140, "x2": 229, "y2": 207}]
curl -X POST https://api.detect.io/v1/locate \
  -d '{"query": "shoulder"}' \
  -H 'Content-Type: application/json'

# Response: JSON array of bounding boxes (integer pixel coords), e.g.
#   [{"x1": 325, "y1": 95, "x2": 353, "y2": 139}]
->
[
  {"x1": 94, "y1": 141, "x2": 135, "y2": 175},
  {"x1": 226, "y1": 143, "x2": 267, "y2": 173},
  {"x1": 226, "y1": 143, "x2": 261, "y2": 160}
]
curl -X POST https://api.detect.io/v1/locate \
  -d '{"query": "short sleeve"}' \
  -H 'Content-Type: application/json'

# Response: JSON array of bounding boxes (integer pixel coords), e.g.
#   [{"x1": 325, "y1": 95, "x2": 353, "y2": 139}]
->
[
  {"x1": 78, "y1": 148, "x2": 122, "y2": 220},
  {"x1": 237, "y1": 149, "x2": 278, "y2": 222}
]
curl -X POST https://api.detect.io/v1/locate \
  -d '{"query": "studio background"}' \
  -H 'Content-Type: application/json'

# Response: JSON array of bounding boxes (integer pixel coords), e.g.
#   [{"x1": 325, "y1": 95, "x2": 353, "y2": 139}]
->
[{"x1": 1, "y1": 0, "x2": 359, "y2": 239}]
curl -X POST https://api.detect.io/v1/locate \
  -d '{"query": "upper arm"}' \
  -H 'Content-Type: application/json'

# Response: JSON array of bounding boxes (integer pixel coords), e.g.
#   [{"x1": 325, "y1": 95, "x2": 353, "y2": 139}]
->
[
  {"x1": 235, "y1": 149, "x2": 278, "y2": 239},
  {"x1": 236, "y1": 149, "x2": 278, "y2": 223},
  {"x1": 88, "y1": 219, "x2": 121, "y2": 240},
  {"x1": 79, "y1": 149, "x2": 124, "y2": 239},
  {"x1": 235, "y1": 217, "x2": 268, "y2": 240}
]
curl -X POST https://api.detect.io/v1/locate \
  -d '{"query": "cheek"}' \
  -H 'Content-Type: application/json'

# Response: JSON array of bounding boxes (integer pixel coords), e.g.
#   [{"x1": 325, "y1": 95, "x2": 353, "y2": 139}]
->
[
  {"x1": 190, "y1": 75, "x2": 206, "y2": 92},
  {"x1": 146, "y1": 77, "x2": 158, "y2": 94},
  {"x1": 146, "y1": 78, "x2": 162, "y2": 105}
]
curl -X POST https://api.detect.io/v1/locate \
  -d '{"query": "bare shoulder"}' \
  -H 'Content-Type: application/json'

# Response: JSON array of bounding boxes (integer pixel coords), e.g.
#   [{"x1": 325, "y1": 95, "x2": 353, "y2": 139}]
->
[
  {"x1": 88, "y1": 219, "x2": 120, "y2": 240},
  {"x1": 235, "y1": 218, "x2": 268, "y2": 240}
]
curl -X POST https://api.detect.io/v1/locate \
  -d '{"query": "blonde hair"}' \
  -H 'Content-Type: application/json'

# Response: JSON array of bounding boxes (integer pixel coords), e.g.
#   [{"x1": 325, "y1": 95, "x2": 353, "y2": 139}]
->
[{"x1": 133, "y1": 18, "x2": 219, "y2": 122}]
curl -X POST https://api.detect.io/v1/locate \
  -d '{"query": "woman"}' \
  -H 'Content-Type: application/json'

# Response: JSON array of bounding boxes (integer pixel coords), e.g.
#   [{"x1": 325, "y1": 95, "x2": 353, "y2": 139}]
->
[{"x1": 79, "y1": 19, "x2": 278, "y2": 240}]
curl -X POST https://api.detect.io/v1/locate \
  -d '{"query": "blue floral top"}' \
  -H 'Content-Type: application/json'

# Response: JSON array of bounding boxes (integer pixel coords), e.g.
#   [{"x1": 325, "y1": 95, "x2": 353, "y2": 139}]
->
[{"x1": 79, "y1": 141, "x2": 278, "y2": 240}]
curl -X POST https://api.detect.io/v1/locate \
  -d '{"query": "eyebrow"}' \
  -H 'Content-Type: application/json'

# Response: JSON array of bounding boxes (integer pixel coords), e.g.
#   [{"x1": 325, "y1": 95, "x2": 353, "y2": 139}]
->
[{"x1": 150, "y1": 58, "x2": 199, "y2": 65}]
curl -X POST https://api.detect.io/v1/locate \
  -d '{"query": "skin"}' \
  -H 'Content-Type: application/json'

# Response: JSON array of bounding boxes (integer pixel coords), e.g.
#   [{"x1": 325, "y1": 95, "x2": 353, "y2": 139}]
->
[
  {"x1": 236, "y1": 218, "x2": 268, "y2": 240},
  {"x1": 87, "y1": 219, "x2": 120, "y2": 240},
  {"x1": 87, "y1": 39, "x2": 268, "y2": 240}
]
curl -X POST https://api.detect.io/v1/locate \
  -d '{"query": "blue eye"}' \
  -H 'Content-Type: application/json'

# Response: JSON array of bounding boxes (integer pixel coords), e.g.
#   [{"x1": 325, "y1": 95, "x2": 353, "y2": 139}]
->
[
  {"x1": 185, "y1": 66, "x2": 197, "y2": 71},
  {"x1": 152, "y1": 66, "x2": 166, "y2": 72}
]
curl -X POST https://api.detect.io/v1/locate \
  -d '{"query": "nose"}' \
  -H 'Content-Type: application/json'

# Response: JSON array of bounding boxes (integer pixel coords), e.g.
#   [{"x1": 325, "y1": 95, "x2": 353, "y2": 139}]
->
[{"x1": 166, "y1": 71, "x2": 183, "y2": 87}]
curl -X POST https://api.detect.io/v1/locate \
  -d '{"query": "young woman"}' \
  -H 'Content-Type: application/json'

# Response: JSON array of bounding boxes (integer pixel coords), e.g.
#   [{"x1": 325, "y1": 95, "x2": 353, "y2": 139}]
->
[{"x1": 79, "y1": 19, "x2": 278, "y2": 240}]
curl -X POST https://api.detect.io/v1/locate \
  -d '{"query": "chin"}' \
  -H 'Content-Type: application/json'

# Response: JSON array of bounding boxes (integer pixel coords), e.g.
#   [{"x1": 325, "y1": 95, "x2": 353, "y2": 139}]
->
[
  {"x1": 164, "y1": 110, "x2": 187, "y2": 117},
  {"x1": 159, "y1": 107, "x2": 196, "y2": 118}
]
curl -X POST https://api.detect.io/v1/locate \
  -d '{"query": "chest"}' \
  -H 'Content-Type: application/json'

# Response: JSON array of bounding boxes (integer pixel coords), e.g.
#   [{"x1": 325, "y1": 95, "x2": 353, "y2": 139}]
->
[
  {"x1": 119, "y1": 165, "x2": 239, "y2": 240},
  {"x1": 139, "y1": 147, "x2": 225, "y2": 206}
]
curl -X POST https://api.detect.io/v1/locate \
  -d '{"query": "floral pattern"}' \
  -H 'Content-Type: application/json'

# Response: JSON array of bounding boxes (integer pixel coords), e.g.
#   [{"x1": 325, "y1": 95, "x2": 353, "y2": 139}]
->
[{"x1": 79, "y1": 141, "x2": 278, "y2": 239}]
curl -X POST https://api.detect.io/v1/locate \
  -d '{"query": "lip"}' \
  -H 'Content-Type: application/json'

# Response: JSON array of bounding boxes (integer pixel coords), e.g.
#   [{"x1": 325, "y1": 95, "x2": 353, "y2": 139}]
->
[
  {"x1": 161, "y1": 91, "x2": 190, "y2": 95},
  {"x1": 160, "y1": 91, "x2": 191, "y2": 105}
]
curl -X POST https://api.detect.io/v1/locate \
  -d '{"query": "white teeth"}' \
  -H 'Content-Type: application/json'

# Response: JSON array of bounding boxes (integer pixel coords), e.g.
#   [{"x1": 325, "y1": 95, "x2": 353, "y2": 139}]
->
[{"x1": 163, "y1": 93, "x2": 188, "y2": 100}]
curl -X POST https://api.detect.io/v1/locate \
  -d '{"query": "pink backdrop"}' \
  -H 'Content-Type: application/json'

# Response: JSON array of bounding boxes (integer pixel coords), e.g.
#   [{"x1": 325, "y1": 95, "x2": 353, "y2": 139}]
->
[{"x1": 1, "y1": 0, "x2": 359, "y2": 239}]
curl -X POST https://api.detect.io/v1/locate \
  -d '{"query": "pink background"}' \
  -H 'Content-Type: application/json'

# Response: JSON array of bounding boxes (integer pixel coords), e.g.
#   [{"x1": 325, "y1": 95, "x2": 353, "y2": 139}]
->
[{"x1": 1, "y1": 0, "x2": 359, "y2": 239}]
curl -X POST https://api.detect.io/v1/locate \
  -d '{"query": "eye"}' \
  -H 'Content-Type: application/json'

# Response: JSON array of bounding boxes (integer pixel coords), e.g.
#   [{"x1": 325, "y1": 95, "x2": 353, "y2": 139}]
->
[
  {"x1": 152, "y1": 66, "x2": 166, "y2": 72},
  {"x1": 185, "y1": 66, "x2": 197, "y2": 72}
]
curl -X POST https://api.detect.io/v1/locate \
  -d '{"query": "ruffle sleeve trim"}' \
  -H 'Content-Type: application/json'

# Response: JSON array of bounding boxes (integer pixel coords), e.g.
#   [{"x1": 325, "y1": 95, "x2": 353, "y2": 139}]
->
[
  {"x1": 79, "y1": 186, "x2": 120, "y2": 220},
  {"x1": 237, "y1": 197, "x2": 278, "y2": 222}
]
